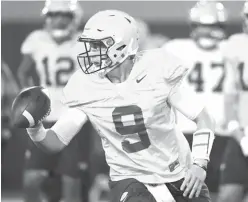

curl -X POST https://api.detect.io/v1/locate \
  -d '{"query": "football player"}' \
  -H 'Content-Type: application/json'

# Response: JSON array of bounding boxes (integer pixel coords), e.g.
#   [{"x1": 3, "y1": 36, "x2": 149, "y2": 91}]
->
[
  {"x1": 163, "y1": 0, "x2": 228, "y2": 194},
  {"x1": 217, "y1": 2, "x2": 248, "y2": 202},
  {"x1": 88, "y1": 18, "x2": 170, "y2": 202},
  {"x1": 17, "y1": 1, "x2": 85, "y2": 202},
  {"x1": 24, "y1": 10, "x2": 216, "y2": 202}
]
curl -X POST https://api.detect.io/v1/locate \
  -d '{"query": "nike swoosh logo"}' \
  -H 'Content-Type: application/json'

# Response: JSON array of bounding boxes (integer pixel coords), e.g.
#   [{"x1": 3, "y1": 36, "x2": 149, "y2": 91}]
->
[{"x1": 136, "y1": 75, "x2": 147, "y2": 83}]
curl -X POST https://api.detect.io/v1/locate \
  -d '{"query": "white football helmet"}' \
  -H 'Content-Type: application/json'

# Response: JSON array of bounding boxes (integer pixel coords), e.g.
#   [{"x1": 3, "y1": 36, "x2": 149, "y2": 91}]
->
[
  {"x1": 42, "y1": 0, "x2": 83, "y2": 41},
  {"x1": 77, "y1": 10, "x2": 139, "y2": 75},
  {"x1": 189, "y1": 1, "x2": 227, "y2": 50},
  {"x1": 242, "y1": 1, "x2": 248, "y2": 34}
]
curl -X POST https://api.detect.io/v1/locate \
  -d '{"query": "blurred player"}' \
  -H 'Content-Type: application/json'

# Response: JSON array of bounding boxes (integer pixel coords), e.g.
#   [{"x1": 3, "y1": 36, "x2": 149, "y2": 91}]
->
[
  {"x1": 17, "y1": 1, "x2": 86, "y2": 202},
  {"x1": 217, "y1": 2, "x2": 248, "y2": 202},
  {"x1": 24, "y1": 9, "x2": 216, "y2": 202},
  {"x1": 163, "y1": 0, "x2": 227, "y2": 194}
]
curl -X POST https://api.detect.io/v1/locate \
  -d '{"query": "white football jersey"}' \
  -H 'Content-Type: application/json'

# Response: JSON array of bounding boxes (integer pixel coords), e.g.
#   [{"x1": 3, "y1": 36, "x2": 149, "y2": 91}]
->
[
  {"x1": 163, "y1": 39, "x2": 226, "y2": 133},
  {"x1": 21, "y1": 30, "x2": 82, "y2": 121},
  {"x1": 223, "y1": 33, "x2": 248, "y2": 127},
  {"x1": 63, "y1": 49, "x2": 194, "y2": 183}
]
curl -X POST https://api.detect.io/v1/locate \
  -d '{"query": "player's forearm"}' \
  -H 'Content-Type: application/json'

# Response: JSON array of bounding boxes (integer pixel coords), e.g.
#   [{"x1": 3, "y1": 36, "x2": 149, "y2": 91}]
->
[
  {"x1": 192, "y1": 107, "x2": 215, "y2": 162},
  {"x1": 26, "y1": 108, "x2": 87, "y2": 153},
  {"x1": 27, "y1": 123, "x2": 66, "y2": 153}
]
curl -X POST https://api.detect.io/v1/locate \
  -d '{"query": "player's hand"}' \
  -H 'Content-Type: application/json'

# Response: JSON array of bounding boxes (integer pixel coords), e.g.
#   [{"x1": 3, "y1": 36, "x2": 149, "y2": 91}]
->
[
  {"x1": 180, "y1": 162, "x2": 207, "y2": 199},
  {"x1": 29, "y1": 121, "x2": 43, "y2": 129}
]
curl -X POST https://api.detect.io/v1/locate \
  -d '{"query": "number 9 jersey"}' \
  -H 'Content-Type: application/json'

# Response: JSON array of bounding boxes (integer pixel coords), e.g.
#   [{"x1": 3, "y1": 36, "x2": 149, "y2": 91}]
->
[
  {"x1": 21, "y1": 30, "x2": 82, "y2": 121},
  {"x1": 61, "y1": 49, "x2": 204, "y2": 184}
]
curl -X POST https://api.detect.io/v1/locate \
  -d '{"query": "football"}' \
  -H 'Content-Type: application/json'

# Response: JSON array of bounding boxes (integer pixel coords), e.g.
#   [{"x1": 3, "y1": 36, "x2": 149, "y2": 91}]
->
[{"x1": 11, "y1": 86, "x2": 51, "y2": 128}]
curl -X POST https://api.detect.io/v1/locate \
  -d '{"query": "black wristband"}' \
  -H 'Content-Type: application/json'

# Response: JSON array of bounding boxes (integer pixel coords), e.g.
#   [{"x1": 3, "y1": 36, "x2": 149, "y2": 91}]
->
[{"x1": 193, "y1": 163, "x2": 207, "y2": 171}]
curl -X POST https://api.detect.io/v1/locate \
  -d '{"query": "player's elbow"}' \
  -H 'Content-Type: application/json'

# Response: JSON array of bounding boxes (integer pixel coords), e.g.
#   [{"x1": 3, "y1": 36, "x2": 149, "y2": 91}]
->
[
  {"x1": 194, "y1": 107, "x2": 216, "y2": 132},
  {"x1": 37, "y1": 143, "x2": 65, "y2": 154}
]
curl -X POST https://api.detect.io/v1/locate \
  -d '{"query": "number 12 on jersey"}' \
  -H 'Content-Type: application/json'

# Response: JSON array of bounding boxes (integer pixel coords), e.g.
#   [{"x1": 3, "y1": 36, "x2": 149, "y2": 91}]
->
[
  {"x1": 42, "y1": 56, "x2": 75, "y2": 87},
  {"x1": 112, "y1": 105, "x2": 151, "y2": 153}
]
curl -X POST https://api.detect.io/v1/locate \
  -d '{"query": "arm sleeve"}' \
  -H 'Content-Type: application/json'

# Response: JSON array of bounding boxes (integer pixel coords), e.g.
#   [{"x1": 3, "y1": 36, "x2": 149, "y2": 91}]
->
[{"x1": 51, "y1": 107, "x2": 88, "y2": 145}]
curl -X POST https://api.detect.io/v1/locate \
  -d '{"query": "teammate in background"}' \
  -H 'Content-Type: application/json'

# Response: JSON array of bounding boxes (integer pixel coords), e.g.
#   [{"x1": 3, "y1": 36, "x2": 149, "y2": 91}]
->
[
  {"x1": 217, "y1": 2, "x2": 248, "y2": 202},
  {"x1": 24, "y1": 9, "x2": 216, "y2": 202},
  {"x1": 17, "y1": 1, "x2": 86, "y2": 202},
  {"x1": 163, "y1": 1, "x2": 227, "y2": 194},
  {"x1": 136, "y1": 18, "x2": 169, "y2": 51}
]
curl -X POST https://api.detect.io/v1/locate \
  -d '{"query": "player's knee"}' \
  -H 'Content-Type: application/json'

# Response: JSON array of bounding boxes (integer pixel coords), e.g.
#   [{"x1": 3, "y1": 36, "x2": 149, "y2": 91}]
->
[
  {"x1": 23, "y1": 170, "x2": 48, "y2": 189},
  {"x1": 217, "y1": 184, "x2": 244, "y2": 202}
]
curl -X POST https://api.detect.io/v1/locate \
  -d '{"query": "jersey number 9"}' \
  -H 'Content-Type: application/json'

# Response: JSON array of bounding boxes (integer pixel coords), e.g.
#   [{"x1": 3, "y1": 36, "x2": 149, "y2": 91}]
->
[{"x1": 112, "y1": 105, "x2": 151, "y2": 153}]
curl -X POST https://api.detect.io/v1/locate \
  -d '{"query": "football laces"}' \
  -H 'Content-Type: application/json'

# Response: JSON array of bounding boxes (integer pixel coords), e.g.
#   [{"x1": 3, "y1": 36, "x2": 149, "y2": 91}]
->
[{"x1": 37, "y1": 106, "x2": 51, "y2": 124}]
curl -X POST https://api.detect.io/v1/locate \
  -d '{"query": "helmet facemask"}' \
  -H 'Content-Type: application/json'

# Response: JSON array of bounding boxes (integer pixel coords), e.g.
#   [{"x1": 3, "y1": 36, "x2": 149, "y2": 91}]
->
[
  {"x1": 189, "y1": 1, "x2": 227, "y2": 50},
  {"x1": 77, "y1": 36, "x2": 136, "y2": 75},
  {"x1": 45, "y1": 11, "x2": 75, "y2": 40},
  {"x1": 190, "y1": 23, "x2": 226, "y2": 50}
]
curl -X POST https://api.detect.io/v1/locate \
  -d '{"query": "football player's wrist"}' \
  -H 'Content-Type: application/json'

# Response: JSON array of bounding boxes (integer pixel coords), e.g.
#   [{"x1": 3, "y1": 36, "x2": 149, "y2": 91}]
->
[
  {"x1": 192, "y1": 129, "x2": 215, "y2": 161},
  {"x1": 193, "y1": 158, "x2": 208, "y2": 165},
  {"x1": 26, "y1": 123, "x2": 47, "y2": 142},
  {"x1": 193, "y1": 162, "x2": 207, "y2": 172}
]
